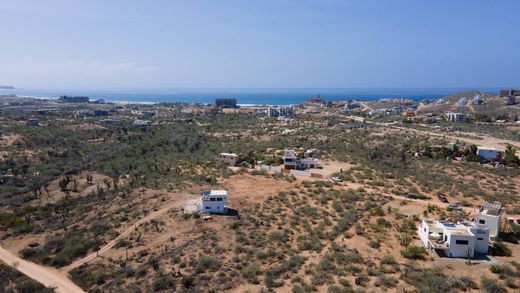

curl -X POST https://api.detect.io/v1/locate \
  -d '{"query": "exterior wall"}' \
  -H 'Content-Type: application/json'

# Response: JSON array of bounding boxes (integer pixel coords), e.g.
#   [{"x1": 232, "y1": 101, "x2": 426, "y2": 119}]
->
[
  {"x1": 447, "y1": 234, "x2": 475, "y2": 258},
  {"x1": 260, "y1": 165, "x2": 282, "y2": 173},
  {"x1": 199, "y1": 194, "x2": 228, "y2": 214},
  {"x1": 477, "y1": 214, "x2": 501, "y2": 238},
  {"x1": 470, "y1": 226, "x2": 490, "y2": 254},
  {"x1": 215, "y1": 153, "x2": 238, "y2": 166},
  {"x1": 476, "y1": 148, "x2": 498, "y2": 161},
  {"x1": 419, "y1": 221, "x2": 430, "y2": 248},
  {"x1": 290, "y1": 169, "x2": 312, "y2": 177}
]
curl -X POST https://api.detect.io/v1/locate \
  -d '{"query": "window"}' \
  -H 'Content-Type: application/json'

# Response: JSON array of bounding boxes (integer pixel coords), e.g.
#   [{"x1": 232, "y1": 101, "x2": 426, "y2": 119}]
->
[
  {"x1": 423, "y1": 228, "x2": 426, "y2": 232},
  {"x1": 217, "y1": 198, "x2": 223, "y2": 201},
  {"x1": 477, "y1": 238, "x2": 484, "y2": 241},
  {"x1": 455, "y1": 240, "x2": 469, "y2": 245},
  {"x1": 479, "y1": 219, "x2": 485, "y2": 224},
  {"x1": 206, "y1": 207, "x2": 211, "y2": 209},
  {"x1": 210, "y1": 198, "x2": 215, "y2": 201}
]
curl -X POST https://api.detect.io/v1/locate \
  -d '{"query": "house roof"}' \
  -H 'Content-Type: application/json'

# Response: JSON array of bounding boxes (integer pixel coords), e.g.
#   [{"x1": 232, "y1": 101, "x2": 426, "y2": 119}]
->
[
  {"x1": 477, "y1": 146, "x2": 497, "y2": 152},
  {"x1": 480, "y1": 201, "x2": 502, "y2": 216},
  {"x1": 209, "y1": 190, "x2": 228, "y2": 196},
  {"x1": 219, "y1": 153, "x2": 238, "y2": 157}
]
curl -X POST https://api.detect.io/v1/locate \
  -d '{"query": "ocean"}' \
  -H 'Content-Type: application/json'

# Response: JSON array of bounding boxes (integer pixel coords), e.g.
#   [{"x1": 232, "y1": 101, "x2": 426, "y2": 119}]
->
[{"x1": 0, "y1": 87, "x2": 500, "y2": 106}]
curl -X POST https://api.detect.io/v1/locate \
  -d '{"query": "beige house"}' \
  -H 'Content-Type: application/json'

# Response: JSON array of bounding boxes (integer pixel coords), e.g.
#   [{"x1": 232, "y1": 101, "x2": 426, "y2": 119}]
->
[{"x1": 215, "y1": 153, "x2": 239, "y2": 166}]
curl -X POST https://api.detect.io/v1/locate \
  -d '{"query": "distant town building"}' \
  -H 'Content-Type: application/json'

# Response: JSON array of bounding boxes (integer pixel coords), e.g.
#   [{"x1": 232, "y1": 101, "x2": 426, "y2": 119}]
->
[
  {"x1": 336, "y1": 122, "x2": 370, "y2": 130},
  {"x1": 457, "y1": 97, "x2": 468, "y2": 107},
  {"x1": 344, "y1": 103, "x2": 361, "y2": 110},
  {"x1": 472, "y1": 94, "x2": 483, "y2": 105},
  {"x1": 94, "y1": 110, "x2": 109, "y2": 116},
  {"x1": 100, "y1": 119, "x2": 121, "y2": 125},
  {"x1": 26, "y1": 119, "x2": 40, "y2": 127},
  {"x1": 419, "y1": 219, "x2": 489, "y2": 258},
  {"x1": 133, "y1": 119, "x2": 152, "y2": 126},
  {"x1": 307, "y1": 95, "x2": 326, "y2": 105},
  {"x1": 215, "y1": 98, "x2": 238, "y2": 108},
  {"x1": 476, "y1": 146, "x2": 498, "y2": 161},
  {"x1": 282, "y1": 149, "x2": 320, "y2": 170},
  {"x1": 475, "y1": 202, "x2": 502, "y2": 238},
  {"x1": 59, "y1": 96, "x2": 90, "y2": 103},
  {"x1": 215, "y1": 153, "x2": 239, "y2": 166},
  {"x1": 445, "y1": 112, "x2": 467, "y2": 122},
  {"x1": 198, "y1": 190, "x2": 228, "y2": 214},
  {"x1": 267, "y1": 106, "x2": 294, "y2": 118},
  {"x1": 500, "y1": 89, "x2": 519, "y2": 105}
]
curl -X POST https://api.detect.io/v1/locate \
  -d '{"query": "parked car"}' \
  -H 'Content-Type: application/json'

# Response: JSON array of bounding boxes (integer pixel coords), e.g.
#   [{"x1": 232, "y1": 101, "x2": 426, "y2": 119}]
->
[
  {"x1": 447, "y1": 204, "x2": 463, "y2": 211},
  {"x1": 509, "y1": 218, "x2": 520, "y2": 225},
  {"x1": 405, "y1": 193, "x2": 417, "y2": 199},
  {"x1": 332, "y1": 176, "x2": 343, "y2": 183},
  {"x1": 437, "y1": 194, "x2": 449, "y2": 203}
]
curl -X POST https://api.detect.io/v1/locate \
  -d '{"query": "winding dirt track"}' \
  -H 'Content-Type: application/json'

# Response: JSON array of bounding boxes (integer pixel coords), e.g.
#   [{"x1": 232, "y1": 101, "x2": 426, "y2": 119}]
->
[
  {"x1": 62, "y1": 193, "x2": 195, "y2": 273},
  {"x1": 0, "y1": 245, "x2": 85, "y2": 293},
  {"x1": 0, "y1": 193, "x2": 196, "y2": 291}
]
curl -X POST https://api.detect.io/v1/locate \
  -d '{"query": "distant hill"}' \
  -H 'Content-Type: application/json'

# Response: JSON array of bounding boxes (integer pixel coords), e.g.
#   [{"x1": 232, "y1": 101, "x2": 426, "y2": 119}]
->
[
  {"x1": 420, "y1": 90, "x2": 519, "y2": 116},
  {"x1": 0, "y1": 85, "x2": 15, "y2": 90}
]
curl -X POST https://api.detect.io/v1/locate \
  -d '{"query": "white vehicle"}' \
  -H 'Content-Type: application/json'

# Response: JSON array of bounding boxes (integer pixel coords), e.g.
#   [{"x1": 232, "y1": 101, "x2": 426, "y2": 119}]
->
[{"x1": 332, "y1": 176, "x2": 343, "y2": 182}]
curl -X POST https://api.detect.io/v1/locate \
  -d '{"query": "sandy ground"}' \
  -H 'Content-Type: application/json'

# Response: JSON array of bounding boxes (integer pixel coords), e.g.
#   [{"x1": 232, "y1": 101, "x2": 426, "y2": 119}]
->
[
  {"x1": 0, "y1": 246, "x2": 85, "y2": 293},
  {"x1": 0, "y1": 133, "x2": 24, "y2": 146},
  {"x1": 389, "y1": 125, "x2": 520, "y2": 152},
  {"x1": 62, "y1": 191, "x2": 196, "y2": 273}
]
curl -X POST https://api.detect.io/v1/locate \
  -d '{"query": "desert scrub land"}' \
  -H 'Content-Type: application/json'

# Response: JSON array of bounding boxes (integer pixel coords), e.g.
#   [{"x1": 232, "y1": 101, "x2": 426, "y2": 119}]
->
[
  {"x1": 0, "y1": 102, "x2": 519, "y2": 292},
  {"x1": 0, "y1": 262, "x2": 55, "y2": 293}
]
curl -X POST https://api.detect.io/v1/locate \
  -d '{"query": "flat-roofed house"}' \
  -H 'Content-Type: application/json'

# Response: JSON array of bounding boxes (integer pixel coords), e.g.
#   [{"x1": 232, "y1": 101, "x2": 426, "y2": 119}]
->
[
  {"x1": 215, "y1": 153, "x2": 239, "y2": 166},
  {"x1": 476, "y1": 202, "x2": 502, "y2": 238},
  {"x1": 282, "y1": 149, "x2": 320, "y2": 170},
  {"x1": 198, "y1": 190, "x2": 228, "y2": 214},
  {"x1": 445, "y1": 112, "x2": 467, "y2": 122},
  {"x1": 476, "y1": 146, "x2": 498, "y2": 161},
  {"x1": 419, "y1": 219, "x2": 489, "y2": 258}
]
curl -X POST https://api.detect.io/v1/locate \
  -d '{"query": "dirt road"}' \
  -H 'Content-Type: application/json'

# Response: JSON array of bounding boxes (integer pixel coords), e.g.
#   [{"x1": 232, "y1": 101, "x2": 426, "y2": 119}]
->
[
  {"x1": 63, "y1": 193, "x2": 196, "y2": 273},
  {"x1": 0, "y1": 245, "x2": 85, "y2": 293}
]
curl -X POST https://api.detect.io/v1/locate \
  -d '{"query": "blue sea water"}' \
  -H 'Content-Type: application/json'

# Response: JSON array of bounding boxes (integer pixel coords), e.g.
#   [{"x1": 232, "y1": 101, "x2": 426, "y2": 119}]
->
[{"x1": 0, "y1": 87, "x2": 501, "y2": 106}]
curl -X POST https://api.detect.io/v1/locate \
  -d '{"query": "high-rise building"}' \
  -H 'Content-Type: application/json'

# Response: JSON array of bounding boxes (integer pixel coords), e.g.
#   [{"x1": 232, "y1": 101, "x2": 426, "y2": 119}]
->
[{"x1": 215, "y1": 98, "x2": 238, "y2": 108}]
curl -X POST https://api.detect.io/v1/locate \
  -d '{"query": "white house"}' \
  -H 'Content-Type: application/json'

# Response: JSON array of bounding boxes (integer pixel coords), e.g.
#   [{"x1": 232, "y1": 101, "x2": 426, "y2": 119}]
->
[
  {"x1": 419, "y1": 219, "x2": 489, "y2": 258},
  {"x1": 476, "y1": 146, "x2": 498, "y2": 161},
  {"x1": 215, "y1": 153, "x2": 239, "y2": 166},
  {"x1": 475, "y1": 202, "x2": 502, "y2": 238},
  {"x1": 446, "y1": 112, "x2": 467, "y2": 122},
  {"x1": 282, "y1": 149, "x2": 320, "y2": 170},
  {"x1": 198, "y1": 190, "x2": 228, "y2": 214}
]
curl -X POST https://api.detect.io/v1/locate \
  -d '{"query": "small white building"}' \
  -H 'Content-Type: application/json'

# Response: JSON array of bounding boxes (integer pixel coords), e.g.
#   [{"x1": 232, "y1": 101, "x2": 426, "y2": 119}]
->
[
  {"x1": 475, "y1": 202, "x2": 502, "y2": 238},
  {"x1": 282, "y1": 149, "x2": 320, "y2": 170},
  {"x1": 198, "y1": 190, "x2": 228, "y2": 214},
  {"x1": 446, "y1": 112, "x2": 467, "y2": 122},
  {"x1": 419, "y1": 219, "x2": 489, "y2": 258},
  {"x1": 133, "y1": 119, "x2": 152, "y2": 126},
  {"x1": 215, "y1": 153, "x2": 239, "y2": 166},
  {"x1": 476, "y1": 146, "x2": 498, "y2": 161}
]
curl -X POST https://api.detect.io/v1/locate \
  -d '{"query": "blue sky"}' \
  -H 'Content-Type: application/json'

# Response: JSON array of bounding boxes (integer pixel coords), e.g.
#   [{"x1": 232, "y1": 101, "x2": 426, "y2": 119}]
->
[{"x1": 0, "y1": 0, "x2": 519, "y2": 89}]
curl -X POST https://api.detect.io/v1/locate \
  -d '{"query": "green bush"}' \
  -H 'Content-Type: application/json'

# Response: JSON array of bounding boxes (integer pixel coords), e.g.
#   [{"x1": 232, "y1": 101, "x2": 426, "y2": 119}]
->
[{"x1": 401, "y1": 246, "x2": 427, "y2": 260}]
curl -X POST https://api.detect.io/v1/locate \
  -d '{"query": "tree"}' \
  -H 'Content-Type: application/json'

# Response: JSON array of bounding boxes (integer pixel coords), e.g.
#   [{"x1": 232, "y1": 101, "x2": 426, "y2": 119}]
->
[{"x1": 503, "y1": 145, "x2": 519, "y2": 167}]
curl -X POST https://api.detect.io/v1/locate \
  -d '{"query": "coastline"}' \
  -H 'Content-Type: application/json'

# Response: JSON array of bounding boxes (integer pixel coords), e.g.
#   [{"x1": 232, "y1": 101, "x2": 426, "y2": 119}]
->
[{"x1": 1, "y1": 87, "x2": 501, "y2": 106}]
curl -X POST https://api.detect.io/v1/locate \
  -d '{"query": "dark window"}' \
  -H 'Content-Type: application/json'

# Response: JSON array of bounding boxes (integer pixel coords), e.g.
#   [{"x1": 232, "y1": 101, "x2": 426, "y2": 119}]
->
[
  {"x1": 479, "y1": 219, "x2": 485, "y2": 224},
  {"x1": 455, "y1": 240, "x2": 469, "y2": 245},
  {"x1": 477, "y1": 238, "x2": 484, "y2": 241},
  {"x1": 206, "y1": 207, "x2": 211, "y2": 209},
  {"x1": 210, "y1": 198, "x2": 215, "y2": 201},
  {"x1": 217, "y1": 198, "x2": 223, "y2": 201}
]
